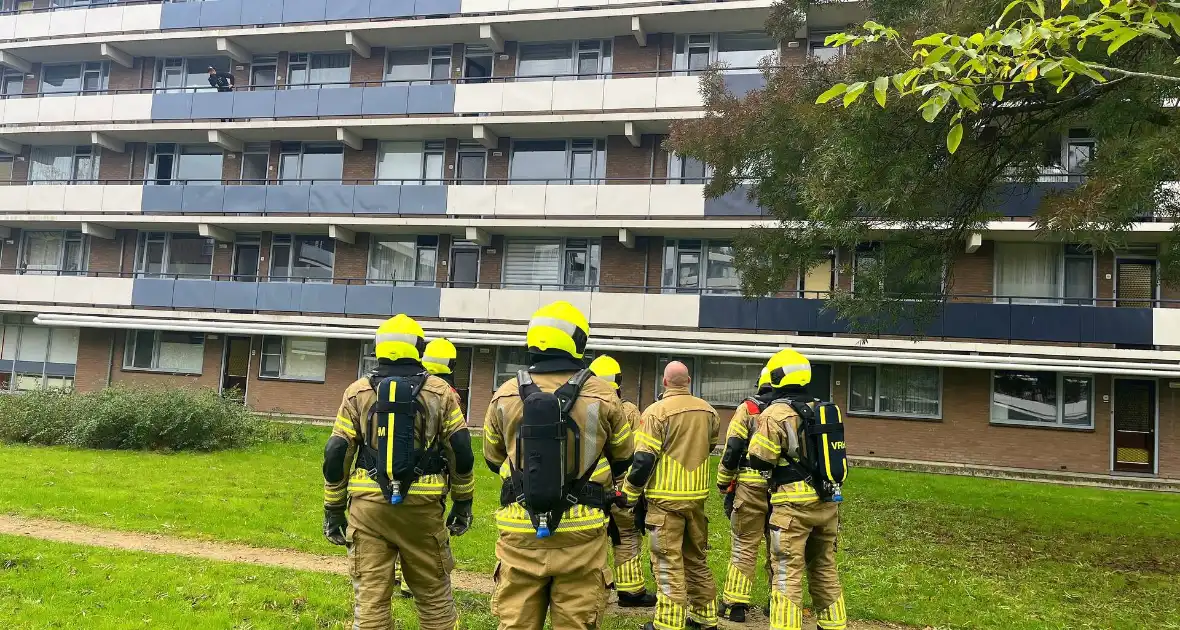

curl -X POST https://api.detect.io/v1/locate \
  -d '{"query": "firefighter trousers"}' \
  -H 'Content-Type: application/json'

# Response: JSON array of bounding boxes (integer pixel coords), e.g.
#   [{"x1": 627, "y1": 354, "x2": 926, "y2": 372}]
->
[
  {"x1": 610, "y1": 502, "x2": 646, "y2": 594},
  {"x1": 722, "y1": 482, "x2": 770, "y2": 607},
  {"x1": 646, "y1": 501, "x2": 717, "y2": 630},
  {"x1": 767, "y1": 500, "x2": 845, "y2": 630},
  {"x1": 347, "y1": 499, "x2": 458, "y2": 630},
  {"x1": 491, "y1": 531, "x2": 609, "y2": 630}
]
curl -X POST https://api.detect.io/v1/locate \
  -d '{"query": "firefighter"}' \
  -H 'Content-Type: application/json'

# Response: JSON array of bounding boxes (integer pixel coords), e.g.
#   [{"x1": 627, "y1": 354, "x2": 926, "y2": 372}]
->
[
  {"x1": 483, "y1": 301, "x2": 635, "y2": 630},
  {"x1": 622, "y1": 361, "x2": 721, "y2": 630},
  {"x1": 746, "y1": 349, "x2": 846, "y2": 630},
  {"x1": 322, "y1": 314, "x2": 476, "y2": 630},
  {"x1": 716, "y1": 369, "x2": 776, "y2": 622},
  {"x1": 588, "y1": 354, "x2": 657, "y2": 608}
]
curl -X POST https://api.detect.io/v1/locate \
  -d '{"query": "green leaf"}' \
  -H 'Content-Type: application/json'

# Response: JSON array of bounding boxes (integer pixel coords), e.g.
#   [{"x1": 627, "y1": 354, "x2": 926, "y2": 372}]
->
[
  {"x1": 914, "y1": 34, "x2": 947, "y2": 47},
  {"x1": 1000, "y1": 30, "x2": 1024, "y2": 47},
  {"x1": 925, "y1": 45, "x2": 952, "y2": 64},
  {"x1": 993, "y1": 83, "x2": 1006, "y2": 101},
  {"x1": 843, "y1": 81, "x2": 868, "y2": 107},
  {"x1": 1061, "y1": 0, "x2": 1070, "y2": 9},
  {"x1": 920, "y1": 93, "x2": 949, "y2": 122},
  {"x1": 998, "y1": 0, "x2": 1025, "y2": 25},
  {"x1": 816, "y1": 83, "x2": 848, "y2": 104},
  {"x1": 947, "y1": 123, "x2": 964, "y2": 153},
  {"x1": 968, "y1": 32, "x2": 985, "y2": 46},
  {"x1": 1106, "y1": 29, "x2": 1139, "y2": 55},
  {"x1": 874, "y1": 76, "x2": 889, "y2": 108}
]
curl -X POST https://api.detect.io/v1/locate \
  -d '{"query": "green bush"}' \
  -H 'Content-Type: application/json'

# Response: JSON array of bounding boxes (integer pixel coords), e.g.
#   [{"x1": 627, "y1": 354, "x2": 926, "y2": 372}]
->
[{"x1": 0, "y1": 386, "x2": 277, "y2": 452}]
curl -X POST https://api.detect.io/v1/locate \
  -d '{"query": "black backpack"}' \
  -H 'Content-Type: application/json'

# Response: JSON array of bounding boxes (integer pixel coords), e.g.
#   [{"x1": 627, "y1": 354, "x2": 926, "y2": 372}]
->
[
  {"x1": 353, "y1": 372, "x2": 445, "y2": 505},
  {"x1": 780, "y1": 398, "x2": 848, "y2": 502}
]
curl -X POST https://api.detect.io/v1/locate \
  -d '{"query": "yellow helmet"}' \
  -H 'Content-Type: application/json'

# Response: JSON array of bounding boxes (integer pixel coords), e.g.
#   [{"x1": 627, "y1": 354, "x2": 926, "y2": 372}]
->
[
  {"x1": 526, "y1": 300, "x2": 590, "y2": 359},
  {"x1": 758, "y1": 367, "x2": 771, "y2": 388},
  {"x1": 374, "y1": 314, "x2": 426, "y2": 362},
  {"x1": 764, "y1": 348, "x2": 812, "y2": 388},
  {"x1": 422, "y1": 338, "x2": 457, "y2": 375},
  {"x1": 588, "y1": 355, "x2": 622, "y2": 389}
]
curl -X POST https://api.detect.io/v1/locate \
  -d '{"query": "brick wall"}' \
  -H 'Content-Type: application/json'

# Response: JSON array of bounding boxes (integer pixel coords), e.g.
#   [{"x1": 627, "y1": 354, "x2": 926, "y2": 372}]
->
[
  {"x1": 211, "y1": 240, "x2": 234, "y2": 277},
  {"x1": 343, "y1": 140, "x2": 378, "y2": 184},
  {"x1": 494, "y1": 42, "x2": 518, "y2": 78},
  {"x1": 450, "y1": 44, "x2": 465, "y2": 80},
  {"x1": 948, "y1": 239, "x2": 993, "y2": 302},
  {"x1": 276, "y1": 53, "x2": 289, "y2": 88},
  {"x1": 655, "y1": 33, "x2": 674, "y2": 72},
  {"x1": 1159, "y1": 382, "x2": 1179, "y2": 477},
  {"x1": 334, "y1": 232, "x2": 369, "y2": 283},
  {"x1": 246, "y1": 337, "x2": 362, "y2": 418},
  {"x1": 222, "y1": 150, "x2": 242, "y2": 183},
  {"x1": 111, "y1": 331, "x2": 223, "y2": 389},
  {"x1": 485, "y1": 136, "x2": 510, "y2": 181},
  {"x1": 0, "y1": 228, "x2": 19, "y2": 270},
  {"x1": 1097, "y1": 250, "x2": 1115, "y2": 303},
  {"x1": 351, "y1": 48, "x2": 386, "y2": 85},
  {"x1": 600, "y1": 233, "x2": 647, "y2": 289},
  {"x1": 605, "y1": 135, "x2": 653, "y2": 183},
  {"x1": 651, "y1": 134, "x2": 669, "y2": 181},
  {"x1": 97, "y1": 144, "x2": 137, "y2": 182},
  {"x1": 23, "y1": 63, "x2": 39, "y2": 94},
  {"x1": 11, "y1": 146, "x2": 30, "y2": 182},
  {"x1": 436, "y1": 234, "x2": 452, "y2": 285},
  {"x1": 613, "y1": 35, "x2": 658, "y2": 77},
  {"x1": 87, "y1": 233, "x2": 123, "y2": 274},
  {"x1": 107, "y1": 59, "x2": 143, "y2": 92},
  {"x1": 479, "y1": 235, "x2": 504, "y2": 286},
  {"x1": 73, "y1": 328, "x2": 113, "y2": 392}
]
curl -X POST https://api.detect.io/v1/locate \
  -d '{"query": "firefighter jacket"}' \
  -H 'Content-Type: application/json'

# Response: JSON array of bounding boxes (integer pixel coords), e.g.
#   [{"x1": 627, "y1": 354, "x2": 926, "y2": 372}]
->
[
  {"x1": 617, "y1": 399, "x2": 642, "y2": 484},
  {"x1": 623, "y1": 386, "x2": 720, "y2": 505},
  {"x1": 716, "y1": 401, "x2": 768, "y2": 490},
  {"x1": 324, "y1": 369, "x2": 474, "y2": 509},
  {"x1": 748, "y1": 401, "x2": 820, "y2": 505},
  {"x1": 483, "y1": 365, "x2": 635, "y2": 545}
]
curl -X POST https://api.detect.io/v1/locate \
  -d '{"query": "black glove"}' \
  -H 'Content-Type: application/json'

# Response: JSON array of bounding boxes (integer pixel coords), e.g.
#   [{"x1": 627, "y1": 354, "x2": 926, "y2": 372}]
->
[
  {"x1": 446, "y1": 499, "x2": 473, "y2": 537},
  {"x1": 724, "y1": 492, "x2": 736, "y2": 519},
  {"x1": 718, "y1": 482, "x2": 732, "y2": 496},
  {"x1": 323, "y1": 506, "x2": 348, "y2": 546}
]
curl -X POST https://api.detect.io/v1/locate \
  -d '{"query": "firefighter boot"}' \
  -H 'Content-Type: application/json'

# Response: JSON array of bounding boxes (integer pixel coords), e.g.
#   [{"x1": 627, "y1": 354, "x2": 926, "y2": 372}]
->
[
  {"x1": 618, "y1": 589, "x2": 658, "y2": 608},
  {"x1": 721, "y1": 602, "x2": 748, "y2": 622}
]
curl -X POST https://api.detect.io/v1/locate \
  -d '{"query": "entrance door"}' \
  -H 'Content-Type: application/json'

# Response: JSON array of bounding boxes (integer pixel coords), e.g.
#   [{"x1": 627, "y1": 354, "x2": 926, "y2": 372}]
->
[
  {"x1": 221, "y1": 336, "x2": 252, "y2": 402},
  {"x1": 233, "y1": 242, "x2": 260, "y2": 282},
  {"x1": 453, "y1": 347, "x2": 473, "y2": 417},
  {"x1": 450, "y1": 247, "x2": 480, "y2": 288},
  {"x1": 1116, "y1": 259, "x2": 1157, "y2": 307},
  {"x1": 463, "y1": 45, "x2": 493, "y2": 84},
  {"x1": 1113, "y1": 379, "x2": 1156, "y2": 473}
]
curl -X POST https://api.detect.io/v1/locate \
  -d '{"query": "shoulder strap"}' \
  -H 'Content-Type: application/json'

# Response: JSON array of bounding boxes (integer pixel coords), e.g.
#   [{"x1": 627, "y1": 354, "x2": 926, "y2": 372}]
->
[
  {"x1": 555, "y1": 369, "x2": 592, "y2": 415},
  {"x1": 517, "y1": 369, "x2": 542, "y2": 400}
]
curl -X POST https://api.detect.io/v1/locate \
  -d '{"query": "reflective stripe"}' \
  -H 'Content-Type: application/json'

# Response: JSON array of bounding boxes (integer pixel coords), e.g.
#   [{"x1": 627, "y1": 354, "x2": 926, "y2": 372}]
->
[
  {"x1": 716, "y1": 469, "x2": 736, "y2": 484},
  {"x1": 598, "y1": 373, "x2": 617, "y2": 383},
  {"x1": 730, "y1": 422, "x2": 749, "y2": 440},
  {"x1": 636, "y1": 431, "x2": 663, "y2": 452},
  {"x1": 496, "y1": 503, "x2": 606, "y2": 533},
  {"x1": 528, "y1": 315, "x2": 579, "y2": 336},
  {"x1": 334, "y1": 415, "x2": 356, "y2": 438},
  {"x1": 751, "y1": 433, "x2": 781, "y2": 456},
  {"x1": 646, "y1": 489, "x2": 709, "y2": 500},
  {"x1": 375, "y1": 332, "x2": 422, "y2": 346},
  {"x1": 422, "y1": 355, "x2": 453, "y2": 368},
  {"x1": 484, "y1": 427, "x2": 501, "y2": 445},
  {"x1": 738, "y1": 470, "x2": 768, "y2": 486},
  {"x1": 611, "y1": 423, "x2": 633, "y2": 446}
]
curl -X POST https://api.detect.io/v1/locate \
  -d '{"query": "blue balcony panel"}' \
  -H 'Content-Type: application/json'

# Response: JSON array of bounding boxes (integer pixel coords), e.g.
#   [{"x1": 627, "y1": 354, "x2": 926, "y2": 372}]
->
[
  {"x1": 223, "y1": 185, "x2": 268, "y2": 213},
  {"x1": 150, "y1": 93, "x2": 193, "y2": 120},
  {"x1": 274, "y1": 90, "x2": 320, "y2": 118},
  {"x1": 345, "y1": 284, "x2": 395, "y2": 316},
  {"x1": 353, "y1": 185, "x2": 402, "y2": 214},
  {"x1": 399, "y1": 186, "x2": 447, "y2": 214},
  {"x1": 309, "y1": 185, "x2": 356, "y2": 214},
  {"x1": 722, "y1": 73, "x2": 765, "y2": 98},
  {"x1": 300, "y1": 282, "x2": 347, "y2": 314},
  {"x1": 241, "y1": 0, "x2": 284, "y2": 25},
  {"x1": 392, "y1": 286, "x2": 441, "y2": 318},
  {"x1": 140, "y1": 186, "x2": 184, "y2": 213},
  {"x1": 200, "y1": 0, "x2": 243, "y2": 27},
  {"x1": 756, "y1": 298, "x2": 824, "y2": 332},
  {"x1": 327, "y1": 0, "x2": 371, "y2": 21},
  {"x1": 189, "y1": 91, "x2": 234, "y2": 119},
  {"x1": 361, "y1": 85, "x2": 409, "y2": 115},
  {"x1": 994, "y1": 181, "x2": 1080, "y2": 218},
  {"x1": 1081, "y1": 307, "x2": 1153, "y2": 346},
  {"x1": 256, "y1": 282, "x2": 303, "y2": 312},
  {"x1": 369, "y1": 0, "x2": 415, "y2": 19},
  {"x1": 705, "y1": 185, "x2": 763, "y2": 216},
  {"x1": 407, "y1": 84, "x2": 455, "y2": 114},
  {"x1": 13, "y1": 360, "x2": 73, "y2": 376},
  {"x1": 415, "y1": 0, "x2": 459, "y2": 16},
  {"x1": 181, "y1": 185, "x2": 226, "y2": 213},
  {"x1": 131, "y1": 278, "x2": 177, "y2": 308},
  {"x1": 232, "y1": 90, "x2": 277, "y2": 118},
  {"x1": 264, "y1": 185, "x2": 312, "y2": 213},
  {"x1": 160, "y1": 1, "x2": 202, "y2": 29},
  {"x1": 938, "y1": 303, "x2": 1011, "y2": 340},
  {"x1": 283, "y1": 0, "x2": 328, "y2": 23},
  {"x1": 0, "y1": 359, "x2": 10, "y2": 372},
  {"x1": 1009, "y1": 304, "x2": 1080, "y2": 343},
  {"x1": 213, "y1": 281, "x2": 260, "y2": 310},
  {"x1": 43, "y1": 362, "x2": 76, "y2": 377},
  {"x1": 698, "y1": 295, "x2": 757, "y2": 330},
  {"x1": 317, "y1": 88, "x2": 364, "y2": 117},
  {"x1": 172, "y1": 279, "x2": 217, "y2": 309}
]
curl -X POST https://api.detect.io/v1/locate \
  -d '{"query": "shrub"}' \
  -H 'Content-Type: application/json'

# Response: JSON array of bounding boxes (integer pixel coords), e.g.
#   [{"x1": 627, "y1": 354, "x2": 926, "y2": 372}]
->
[{"x1": 0, "y1": 386, "x2": 272, "y2": 452}]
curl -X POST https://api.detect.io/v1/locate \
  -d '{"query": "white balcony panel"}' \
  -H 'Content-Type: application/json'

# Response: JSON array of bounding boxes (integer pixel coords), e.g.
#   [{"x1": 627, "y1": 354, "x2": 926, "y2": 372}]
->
[
  {"x1": 643, "y1": 293, "x2": 700, "y2": 328},
  {"x1": 500, "y1": 81, "x2": 554, "y2": 113},
  {"x1": 648, "y1": 184, "x2": 705, "y2": 216},
  {"x1": 64, "y1": 184, "x2": 106, "y2": 213},
  {"x1": 488, "y1": 289, "x2": 545, "y2": 321},
  {"x1": 4, "y1": 98, "x2": 41, "y2": 125},
  {"x1": 14, "y1": 11, "x2": 51, "y2": 39},
  {"x1": 121, "y1": 3, "x2": 162, "y2": 31},
  {"x1": 53, "y1": 277, "x2": 134, "y2": 307},
  {"x1": 551, "y1": 80, "x2": 604, "y2": 112},
  {"x1": 15, "y1": 275, "x2": 56, "y2": 304},
  {"x1": 596, "y1": 184, "x2": 650, "y2": 217},
  {"x1": 108, "y1": 93, "x2": 152, "y2": 122},
  {"x1": 37, "y1": 95, "x2": 78, "y2": 124},
  {"x1": 440, "y1": 288, "x2": 492, "y2": 319},
  {"x1": 25, "y1": 185, "x2": 67, "y2": 213},
  {"x1": 447, "y1": 184, "x2": 498, "y2": 216},
  {"x1": 0, "y1": 186, "x2": 30, "y2": 212},
  {"x1": 75, "y1": 94, "x2": 116, "y2": 123},
  {"x1": 461, "y1": 0, "x2": 512, "y2": 12},
  {"x1": 495, "y1": 185, "x2": 546, "y2": 216},
  {"x1": 0, "y1": 274, "x2": 18, "y2": 302},
  {"x1": 560, "y1": 291, "x2": 594, "y2": 318},
  {"x1": 49, "y1": 8, "x2": 88, "y2": 37},
  {"x1": 100, "y1": 185, "x2": 143, "y2": 211},
  {"x1": 589, "y1": 291, "x2": 647, "y2": 326},
  {"x1": 559, "y1": 0, "x2": 601, "y2": 6},
  {"x1": 453, "y1": 83, "x2": 504, "y2": 114},
  {"x1": 603, "y1": 77, "x2": 658, "y2": 110},
  {"x1": 0, "y1": 15, "x2": 16, "y2": 40},
  {"x1": 508, "y1": 0, "x2": 559, "y2": 10},
  {"x1": 85, "y1": 6, "x2": 125, "y2": 35},
  {"x1": 544, "y1": 184, "x2": 598, "y2": 217},
  {"x1": 1155, "y1": 309, "x2": 1180, "y2": 346},
  {"x1": 656, "y1": 76, "x2": 703, "y2": 109}
]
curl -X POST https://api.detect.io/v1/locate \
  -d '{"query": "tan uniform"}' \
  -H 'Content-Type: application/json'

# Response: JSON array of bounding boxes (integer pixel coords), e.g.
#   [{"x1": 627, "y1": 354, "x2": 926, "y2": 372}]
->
[
  {"x1": 748, "y1": 401, "x2": 845, "y2": 630},
  {"x1": 623, "y1": 387, "x2": 720, "y2": 630},
  {"x1": 483, "y1": 368, "x2": 634, "y2": 630},
  {"x1": 325, "y1": 373, "x2": 473, "y2": 630},
  {"x1": 610, "y1": 399, "x2": 647, "y2": 595},
  {"x1": 716, "y1": 402, "x2": 771, "y2": 607}
]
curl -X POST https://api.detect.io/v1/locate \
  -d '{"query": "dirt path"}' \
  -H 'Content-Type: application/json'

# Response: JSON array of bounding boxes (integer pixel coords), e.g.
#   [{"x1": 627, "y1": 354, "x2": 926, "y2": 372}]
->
[{"x1": 0, "y1": 515, "x2": 912, "y2": 630}]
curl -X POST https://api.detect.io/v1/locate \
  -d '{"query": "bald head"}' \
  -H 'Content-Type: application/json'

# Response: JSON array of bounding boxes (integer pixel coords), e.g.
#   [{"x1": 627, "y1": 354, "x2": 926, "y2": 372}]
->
[{"x1": 663, "y1": 361, "x2": 691, "y2": 389}]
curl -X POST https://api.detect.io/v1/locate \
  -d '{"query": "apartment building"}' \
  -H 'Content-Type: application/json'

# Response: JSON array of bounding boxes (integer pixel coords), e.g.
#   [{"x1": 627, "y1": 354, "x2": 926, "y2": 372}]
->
[{"x1": 0, "y1": 0, "x2": 1177, "y2": 480}]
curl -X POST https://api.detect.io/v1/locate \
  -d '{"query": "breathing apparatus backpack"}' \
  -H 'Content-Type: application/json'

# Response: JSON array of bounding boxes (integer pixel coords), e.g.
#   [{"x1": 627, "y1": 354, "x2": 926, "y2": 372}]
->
[
  {"x1": 501, "y1": 368, "x2": 610, "y2": 538},
  {"x1": 771, "y1": 398, "x2": 848, "y2": 502},
  {"x1": 353, "y1": 372, "x2": 446, "y2": 505}
]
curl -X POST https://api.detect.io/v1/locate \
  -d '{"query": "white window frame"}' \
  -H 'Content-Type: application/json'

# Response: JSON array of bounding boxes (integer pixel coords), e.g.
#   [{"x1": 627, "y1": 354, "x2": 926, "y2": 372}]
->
[
  {"x1": 508, "y1": 138, "x2": 607, "y2": 184},
  {"x1": 383, "y1": 46, "x2": 453, "y2": 85},
  {"x1": 992, "y1": 242, "x2": 1096, "y2": 305},
  {"x1": 367, "y1": 235, "x2": 439, "y2": 286},
  {"x1": 359, "y1": 341, "x2": 378, "y2": 378},
  {"x1": 673, "y1": 32, "x2": 779, "y2": 75},
  {"x1": 39, "y1": 60, "x2": 109, "y2": 96},
  {"x1": 851, "y1": 243, "x2": 946, "y2": 297},
  {"x1": 259, "y1": 336, "x2": 328, "y2": 382},
  {"x1": 494, "y1": 346, "x2": 531, "y2": 389},
  {"x1": 154, "y1": 56, "x2": 232, "y2": 93},
  {"x1": 662, "y1": 238, "x2": 739, "y2": 295},
  {"x1": 18, "y1": 229, "x2": 87, "y2": 276},
  {"x1": 286, "y1": 51, "x2": 353, "y2": 89},
  {"x1": 666, "y1": 151, "x2": 713, "y2": 184},
  {"x1": 808, "y1": 32, "x2": 846, "y2": 61},
  {"x1": 501, "y1": 237, "x2": 601, "y2": 290},
  {"x1": 277, "y1": 141, "x2": 345, "y2": 184},
  {"x1": 0, "y1": 315, "x2": 79, "y2": 392},
  {"x1": 847, "y1": 364, "x2": 943, "y2": 420},
  {"x1": 122, "y1": 330, "x2": 205, "y2": 375},
  {"x1": 515, "y1": 39, "x2": 613, "y2": 80},
  {"x1": 990, "y1": 369, "x2": 1095, "y2": 429},
  {"x1": 269, "y1": 233, "x2": 336, "y2": 283},
  {"x1": 27, "y1": 145, "x2": 99, "y2": 184},
  {"x1": 134, "y1": 232, "x2": 215, "y2": 279},
  {"x1": 797, "y1": 249, "x2": 838, "y2": 298},
  {"x1": 375, "y1": 141, "x2": 446, "y2": 185}
]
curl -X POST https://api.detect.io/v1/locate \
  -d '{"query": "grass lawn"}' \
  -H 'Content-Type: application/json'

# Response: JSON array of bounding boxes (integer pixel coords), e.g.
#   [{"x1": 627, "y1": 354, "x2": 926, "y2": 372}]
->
[{"x1": 2, "y1": 425, "x2": 1180, "y2": 629}]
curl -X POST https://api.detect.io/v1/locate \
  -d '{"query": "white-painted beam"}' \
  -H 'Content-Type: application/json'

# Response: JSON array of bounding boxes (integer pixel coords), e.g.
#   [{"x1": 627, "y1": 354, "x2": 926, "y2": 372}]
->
[
  {"x1": 90, "y1": 132, "x2": 124, "y2": 153},
  {"x1": 329, "y1": 225, "x2": 356, "y2": 245},
  {"x1": 199, "y1": 223, "x2": 235, "y2": 243},
  {"x1": 465, "y1": 227, "x2": 491, "y2": 246},
  {"x1": 81, "y1": 222, "x2": 116, "y2": 240},
  {"x1": 631, "y1": 17, "x2": 647, "y2": 47},
  {"x1": 0, "y1": 138, "x2": 22, "y2": 156},
  {"x1": 336, "y1": 127, "x2": 363, "y2": 151},
  {"x1": 479, "y1": 25, "x2": 504, "y2": 53},
  {"x1": 207, "y1": 130, "x2": 243, "y2": 153},
  {"x1": 473, "y1": 125, "x2": 498, "y2": 149},
  {"x1": 618, "y1": 228, "x2": 635, "y2": 249},
  {"x1": 99, "y1": 43, "x2": 134, "y2": 69},
  {"x1": 624, "y1": 122, "x2": 641, "y2": 148},
  {"x1": 345, "y1": 32, "x2": 371, "y2": 59},
  {"x1": 0, "y1": 51, "x2": 31, "y2": 74},
  {"x1": 216, "y1": 37, "x2": 251, "y2": 63},
  {"x1": 0, "y1": 227, "x2": 11, "y2": 239},
  {"x1": 966, "y1": 232, "x2": 982, "y2": 254}
]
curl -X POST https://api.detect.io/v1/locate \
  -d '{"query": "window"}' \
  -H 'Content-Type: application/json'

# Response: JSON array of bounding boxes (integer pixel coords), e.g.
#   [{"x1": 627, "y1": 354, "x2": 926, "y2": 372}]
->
[
  {"x1": 994, "y1": 243, "x2": 1094, "y2": 304},
  {"x1": 385, "y1": 47, "x2": 452, "y2": 85},
  {"x1": 674, "y1": 32, "x2": 777, "y2": 74},
  {"x1": 40, "y1": 61, "x2": 108, "y2": 96},
  {"x1": 992, "y1": 370, "x2": 1093, "y2": 428},
  {"x1": 849, "y1": 365, "x2": 941, "y2": 418},
  {"x1": 0, "y1": 152, "x2": 12, "y2": 182},
  {"x1": 0, "y1": 316, "x2": 78, "y2": 392},
  {"x1": 270, "y1": 234, "x2": 335, "y2": 282},
  {"x1": 1064, "y1": 128, "x2": 1095, "y2": 173},
  {"x1": 495, "y1": 347, "x2": 532, "y2": 388},
  {"x1": 698, "y1": 359, "x2": 762, "y2": 406},
  {"x1": 368, "y1": 235, "x2": 438, "y2": 286},
  {"x1": 799, "y1": 250, "x2": 837, "y2": 298},
  {"x1": 663, "y1": 239, "x2": 738, "y2": 294},
  {"x1": 250, "y1": 56, "x2": 277, "y2": 89},
  {"x1": 2, "y1": 68, "x2": 26, "y2": 96},
  {"x1": 123, "y1": 330, "x2": 205, "y2": 374},
  {"x1": 456, "y1": 144, "x2": 487, "y2": 184},
  {"x1": 463, "y1": 44, "x2": 494, "y2": 83},
  {"x1": 134, "y1": 232, "x2": 215, "y2": 278},
  {"x1": 517, "y1": 40, "x2": 612, "y2": 80},
  {"x1": 278, "y1": 142, "x2": 344, "y2": 184},
  {"x1": 502, "y1": 237, "x2": 600, "y2": 290},
  {"x1": 509, "y1": 139, "x2": 606, "y2": 184},
  {"x1": 359, "y1": 341, "x2": 378, "y2": 377},
  {"x1": 853, "y1": 243, "x2": 943, "y2": 296},
  {"x1": 808, "y1": 33, "x2": 844, "y2": 61},
  {"x1": 240, "y1": 143, "x2": 270, "y2": 183},
  {"x1": 155, "y1": 57, "x2": 231, "y2": 93},
  {"x1": 19, "y1": 230, "x2": 86, "y2": 275},
  {"x1": 28, "y1": 146, "x2": 99, "y2": 184},
  {"x1": 288, "y1": 52, "x2": 351, "y2": 88},
  {"x1": 667, "y1": 152, "x2": 711, "y2": 184},
  {"x1": 376, "y1": 141, "x2": 446, "y2": 185},
  {"x1": 260, "y1": 336, "x2": 328, "y2": 381},
  {"x1": 147, "y1": 144, "x2": 224, "y2": 185}
]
